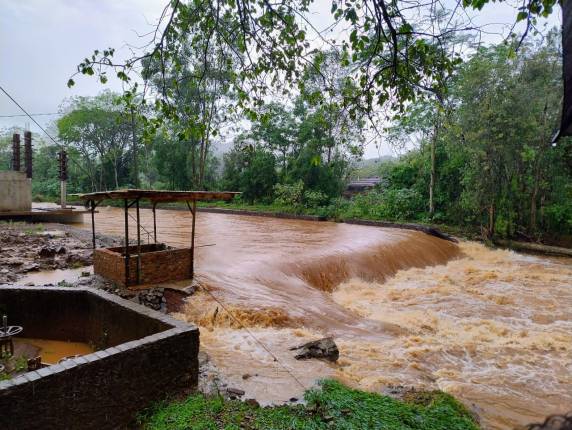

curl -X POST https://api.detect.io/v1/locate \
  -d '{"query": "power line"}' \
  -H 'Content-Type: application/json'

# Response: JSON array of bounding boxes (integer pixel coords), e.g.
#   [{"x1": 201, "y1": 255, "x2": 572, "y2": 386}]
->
[
  {"x1": 0, "y1": 85, "x2": 63, "y2": 149},
  {"x1": 199, "y1": 285, "x2": 308, "y2": 392},
  {"x1": 0, "y1": 112, "x2": 61, "y2": 118},
  {"x1": 0, "y1": 84, "x2": 91, "y2": 177}
]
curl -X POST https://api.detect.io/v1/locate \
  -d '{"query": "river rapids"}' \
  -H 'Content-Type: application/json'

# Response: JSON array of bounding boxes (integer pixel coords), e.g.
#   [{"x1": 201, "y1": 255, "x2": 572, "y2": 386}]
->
[{"x1": 78, "y1": 206, "x2": 572, "y2": 430}]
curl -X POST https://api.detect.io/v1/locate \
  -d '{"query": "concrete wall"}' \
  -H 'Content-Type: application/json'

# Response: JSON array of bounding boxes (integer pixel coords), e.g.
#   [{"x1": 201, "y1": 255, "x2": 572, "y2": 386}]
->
[
  {"x1": 0, "y1": 287, "x2": 199, "y2": 430},
  {"x1": 0, "y1": 171, "x2": 31, "y2": 212}
]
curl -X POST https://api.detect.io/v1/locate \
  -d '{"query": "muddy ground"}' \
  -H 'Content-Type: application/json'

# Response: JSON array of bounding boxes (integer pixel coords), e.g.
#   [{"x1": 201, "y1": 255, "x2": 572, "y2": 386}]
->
[
  {"x1": 0, "y1": 222, "x2": 96, "y2": 284},
  {"x1": 0, "y1": 221, "x2": 237, "y2": 399}
]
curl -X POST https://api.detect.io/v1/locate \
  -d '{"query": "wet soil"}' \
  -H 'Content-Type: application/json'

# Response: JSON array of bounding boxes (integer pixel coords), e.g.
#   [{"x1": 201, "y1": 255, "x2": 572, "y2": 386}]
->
[{"x1": 0, "y1": 224, "x2": 84, "y2": 284}]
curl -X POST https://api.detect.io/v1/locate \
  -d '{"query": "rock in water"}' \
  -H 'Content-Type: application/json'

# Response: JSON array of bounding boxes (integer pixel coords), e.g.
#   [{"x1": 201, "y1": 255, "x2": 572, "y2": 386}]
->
[{"x1": 289, "y1": 337, "x2": 339, "y2": 362}]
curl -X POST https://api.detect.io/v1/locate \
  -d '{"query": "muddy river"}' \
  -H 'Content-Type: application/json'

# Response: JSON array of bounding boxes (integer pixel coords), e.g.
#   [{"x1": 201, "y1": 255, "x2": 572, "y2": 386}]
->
[{"x1": 76, "y1": 206, "x2": 572, "y2": 430}]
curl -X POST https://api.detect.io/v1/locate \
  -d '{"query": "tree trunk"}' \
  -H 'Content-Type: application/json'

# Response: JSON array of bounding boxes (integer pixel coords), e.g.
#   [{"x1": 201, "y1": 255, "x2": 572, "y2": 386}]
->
[
  {"x1": 530, "y1": 179, "x2": 538, "y2": 232},
  {"x1": 131, "y1": 109, "x2": 139, "y2": 188},
  {"x1": 429, "y1": 121, "x2": 438, "y2": 217},
  {"x1": 488, "y1": 203, "x2": 495, "y2": 239}
]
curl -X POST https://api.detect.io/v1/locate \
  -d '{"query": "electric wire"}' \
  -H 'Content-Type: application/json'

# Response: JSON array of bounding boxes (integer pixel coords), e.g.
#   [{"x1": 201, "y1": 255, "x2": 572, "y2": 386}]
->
[
  {"x1": 0, "y1": 112, "x2": 61, "y2": 118},
  {"x1": 199, "y1": 285, "x2": 308, "y2": 392},
  {"x1": 0, "y1": 85, "x2": 64, "y2": 149},
  {"x1": 0, "y1": 84, "x2": 91, "y2": 178}
]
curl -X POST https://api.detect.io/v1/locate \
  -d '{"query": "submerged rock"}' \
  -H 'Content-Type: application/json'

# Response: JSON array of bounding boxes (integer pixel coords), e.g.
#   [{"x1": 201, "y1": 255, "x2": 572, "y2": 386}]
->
[{"x1": 290, "y1": 337, "x2": 339, "y2": 362}]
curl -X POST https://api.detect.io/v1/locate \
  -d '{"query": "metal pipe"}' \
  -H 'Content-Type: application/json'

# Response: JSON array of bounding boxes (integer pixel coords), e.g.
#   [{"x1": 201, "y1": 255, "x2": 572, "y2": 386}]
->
[
  {"x1": 124, "y1": 199, "x2": 130, "y2": 287},
  {"x1": 136, "y1": 198, "x2": 141, "y2": 285},
  {"x1": 191, "y1": 200, "x2": 197, "y2": 278},
  {"x1": 60, "y1": 180, "x2": 67, "y2": 209}
]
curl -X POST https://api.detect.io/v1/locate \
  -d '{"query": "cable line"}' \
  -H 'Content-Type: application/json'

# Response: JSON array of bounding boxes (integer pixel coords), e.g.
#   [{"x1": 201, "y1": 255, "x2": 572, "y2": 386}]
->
[
  {"x1": 0, "y1": 83, "x2": 91, "y2": 178},
  {"x1": 199, "y1": 285, "x2": 308, "y2": 392},
  {"x1": 0, "y1": 112, "x2": 61, "y2": 118},
  {"x1": 0, "y1": 85, "x2": 63, "y2": 148}
]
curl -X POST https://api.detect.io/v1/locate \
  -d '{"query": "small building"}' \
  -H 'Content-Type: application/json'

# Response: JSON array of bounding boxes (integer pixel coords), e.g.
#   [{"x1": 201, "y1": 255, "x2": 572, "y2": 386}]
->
[
  {"x1": 77, "y1": 189, "x2": 239, "y2": 287},
  {"x1": 344, "y1": 177, "x2": 381, "y2": 197}
]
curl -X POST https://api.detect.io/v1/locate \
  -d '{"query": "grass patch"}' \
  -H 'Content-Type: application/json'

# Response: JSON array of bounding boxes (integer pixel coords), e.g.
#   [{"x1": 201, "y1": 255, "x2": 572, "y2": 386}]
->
[{"x1": 140, "y1": 380, "x2": 479, "y2": 430}]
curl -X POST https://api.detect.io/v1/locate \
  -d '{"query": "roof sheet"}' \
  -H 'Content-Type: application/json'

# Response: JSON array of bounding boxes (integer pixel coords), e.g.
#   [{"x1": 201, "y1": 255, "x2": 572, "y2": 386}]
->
[{"x1": 74, "y1": 189, "x2": 239, "y2": 203}]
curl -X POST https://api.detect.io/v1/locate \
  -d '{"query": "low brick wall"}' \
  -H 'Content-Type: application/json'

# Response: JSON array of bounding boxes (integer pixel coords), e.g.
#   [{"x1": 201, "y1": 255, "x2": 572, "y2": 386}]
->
[
  {"x1": 94, "y1": 244, "x2": 192, "y2": 286},
  {"x1": 0, "y1": 287, "x2": 199, "y2": 430}
]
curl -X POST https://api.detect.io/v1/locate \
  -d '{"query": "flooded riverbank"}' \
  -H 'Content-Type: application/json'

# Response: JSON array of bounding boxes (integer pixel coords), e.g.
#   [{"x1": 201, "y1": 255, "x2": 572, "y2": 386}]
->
[{"x1": 74, "y1": 206, "x2": 572, "y2": 429}]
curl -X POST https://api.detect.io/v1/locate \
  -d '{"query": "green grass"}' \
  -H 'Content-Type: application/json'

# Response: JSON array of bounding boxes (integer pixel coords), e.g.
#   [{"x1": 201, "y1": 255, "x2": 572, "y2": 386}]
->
[{"x1": 140, "y1": 380, "x2": 479, "y2": 430}]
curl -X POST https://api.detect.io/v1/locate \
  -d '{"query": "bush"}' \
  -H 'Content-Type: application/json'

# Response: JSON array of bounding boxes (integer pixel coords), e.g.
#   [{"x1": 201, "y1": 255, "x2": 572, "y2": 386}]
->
[
  {"x1": 274, "y1": 180, "x2": 304, "y2": 207},
  {"x1": 304, "y1": 189, "x2": 329, "y2": 208}
]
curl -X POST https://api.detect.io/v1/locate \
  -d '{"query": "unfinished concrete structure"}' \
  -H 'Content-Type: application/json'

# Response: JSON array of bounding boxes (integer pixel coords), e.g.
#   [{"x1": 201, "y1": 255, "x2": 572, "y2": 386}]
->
[
  {"x1": 0, "y1": 171, "x2": 31, "y2": 212},
  {"x1": 0, "y1": 132, "x2": 87, "y2": 222},
  {"x1": 77, "y1": 189, "x2": 239, "y2": 287}
]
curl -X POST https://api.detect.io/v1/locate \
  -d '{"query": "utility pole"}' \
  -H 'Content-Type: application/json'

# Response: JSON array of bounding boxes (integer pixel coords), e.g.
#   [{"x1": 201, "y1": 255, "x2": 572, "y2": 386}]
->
[
  {"x1": 24, "y1": 131, "x2": 32, "y2": 179},
  {"x1": 11, "y1": 134, "x2": 20, "y2": 171},
  {"x1": 58, "y1": 150, "x2": 68, "y2": 208}
]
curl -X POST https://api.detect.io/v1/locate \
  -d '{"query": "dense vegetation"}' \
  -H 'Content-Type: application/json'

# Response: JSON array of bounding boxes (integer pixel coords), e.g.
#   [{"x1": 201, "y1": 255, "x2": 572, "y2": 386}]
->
[
  {"x1": 2, "y1": 31, "x2": 569, "y2": 241},
  {"x1": 140, "y1": 380, "x2": 479, "y2": 430}
]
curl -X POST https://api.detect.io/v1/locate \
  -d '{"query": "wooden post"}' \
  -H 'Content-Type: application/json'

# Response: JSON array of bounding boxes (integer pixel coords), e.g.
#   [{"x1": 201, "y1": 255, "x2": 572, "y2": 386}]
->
[
  {"x1": 191, "y1": 200, "x2": 196, "y2": 278},
  {"x1": 90, "y1": 200, "x2": 96, "y2": 249},
  {"x1": 124, "y1": 199, "x2": 130, "y2": 287},
  {"x1": 136, "y1": 198, "x2": 141, "y2": 285}
]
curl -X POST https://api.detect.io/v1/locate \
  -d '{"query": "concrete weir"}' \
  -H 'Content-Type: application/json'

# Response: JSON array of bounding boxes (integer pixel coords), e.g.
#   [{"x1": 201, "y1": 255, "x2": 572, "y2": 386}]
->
[{"x1": 0, "y1": 286, "x2": 199, "y2": 430}]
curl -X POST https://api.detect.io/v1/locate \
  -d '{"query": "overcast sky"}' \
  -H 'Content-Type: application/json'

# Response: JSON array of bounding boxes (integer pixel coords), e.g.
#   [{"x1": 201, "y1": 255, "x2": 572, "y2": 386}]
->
[{"x1": 0, "y1": 0, "x2": 560, "y2": 158}]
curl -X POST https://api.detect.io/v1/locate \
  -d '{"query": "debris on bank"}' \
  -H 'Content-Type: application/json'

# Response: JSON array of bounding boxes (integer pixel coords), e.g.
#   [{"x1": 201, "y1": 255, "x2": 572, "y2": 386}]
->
[{"x1": 0, "y1": 223, "x2": 92, "y2": 284}]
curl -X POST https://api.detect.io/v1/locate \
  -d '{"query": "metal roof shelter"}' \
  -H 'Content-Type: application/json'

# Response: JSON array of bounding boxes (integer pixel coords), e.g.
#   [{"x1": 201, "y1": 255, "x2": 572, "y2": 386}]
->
[{"x1": 76, "y1": 189, "x2": 239, "y2": 286}]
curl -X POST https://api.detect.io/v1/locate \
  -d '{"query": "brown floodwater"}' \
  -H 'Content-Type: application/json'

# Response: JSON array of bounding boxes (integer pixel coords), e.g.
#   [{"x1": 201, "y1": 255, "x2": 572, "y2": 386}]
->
[
  {"x1": 14, "y1": 338, "x2": 94, "y2": 364},
  {"x1": 76, "y1": 206, "x2": 572, "y2": 430}
]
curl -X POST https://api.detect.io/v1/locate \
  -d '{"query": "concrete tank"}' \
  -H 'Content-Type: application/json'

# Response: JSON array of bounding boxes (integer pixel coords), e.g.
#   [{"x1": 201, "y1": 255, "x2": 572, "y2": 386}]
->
[{"x1": 0, "y1": 171, "x2": 32, "y2": 212}]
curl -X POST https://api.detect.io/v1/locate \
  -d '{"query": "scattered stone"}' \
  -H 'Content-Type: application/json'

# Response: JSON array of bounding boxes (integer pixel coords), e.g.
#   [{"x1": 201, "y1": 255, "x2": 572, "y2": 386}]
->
[
  {"x1": 242, "y1": 373, "x2": 252, "y2": 380},
  {"x1": 21, "y1": 263, "x2": 39, "y2": 273},
  {"x1": 25, "y1": 282, "x2": 34, "y2": 286},
  {"x1": 289, "y1": 397, "x2": 298, "y2": 402},
  {"x1": 289, "y1": 337, "x2": 339, "y2": 362},
  {"x1": 226, "y1": 387, "x2": 245, "y2": 397},
  {"x1": 56, "y1": 246, "x2": 67, "y2": 255},
  {"x1": 38, "y1": 246, "x2": 56, "y2": 258},
  {"x1": 137, "y1": 288, "x2": 165, "y2": 311},
  {"x1": 245, "y1": 399, "x2": 260, "y2": 408}
]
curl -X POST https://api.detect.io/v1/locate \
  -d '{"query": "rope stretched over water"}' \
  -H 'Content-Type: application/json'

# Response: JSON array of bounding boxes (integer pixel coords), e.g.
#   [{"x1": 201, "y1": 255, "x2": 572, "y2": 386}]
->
[{"x1": 198, "y1": 285, "x2": 308, "y2": 392}]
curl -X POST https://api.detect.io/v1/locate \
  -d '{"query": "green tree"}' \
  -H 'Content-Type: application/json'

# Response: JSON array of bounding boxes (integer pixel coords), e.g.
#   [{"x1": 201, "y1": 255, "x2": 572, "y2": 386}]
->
[
  {"x1": 222, "y1": 146, "x2": 277, "y2": 203},
  {"x1": 57, "y1": 91, "x2": 137, "y2": 191}
]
